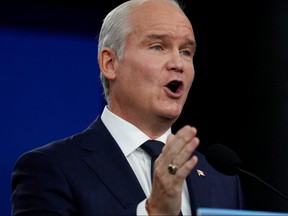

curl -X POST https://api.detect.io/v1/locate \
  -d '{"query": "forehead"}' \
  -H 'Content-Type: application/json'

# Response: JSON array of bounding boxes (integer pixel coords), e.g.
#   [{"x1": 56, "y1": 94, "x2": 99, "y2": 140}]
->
[{"x1": 129, "y1": 0, "x2": 194, "y2": 40}]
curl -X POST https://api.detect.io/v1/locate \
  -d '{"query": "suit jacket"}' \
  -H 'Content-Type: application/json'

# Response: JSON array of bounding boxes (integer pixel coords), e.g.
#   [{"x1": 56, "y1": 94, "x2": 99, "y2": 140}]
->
[{"x1": 11, "y1": 116, "x2": 245, "y2": 215}]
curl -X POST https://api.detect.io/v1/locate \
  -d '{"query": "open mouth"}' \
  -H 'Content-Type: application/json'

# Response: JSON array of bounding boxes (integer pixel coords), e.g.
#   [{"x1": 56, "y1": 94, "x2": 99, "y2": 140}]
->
[{"x1": 166, "y1": 80, "x2": 183, "y2": 93}]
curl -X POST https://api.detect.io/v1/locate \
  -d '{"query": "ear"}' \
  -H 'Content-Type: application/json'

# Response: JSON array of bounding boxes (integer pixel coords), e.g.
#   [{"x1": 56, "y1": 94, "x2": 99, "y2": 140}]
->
[{"x1": 99, "y1": 48, "x2": 117, "y2": 81}]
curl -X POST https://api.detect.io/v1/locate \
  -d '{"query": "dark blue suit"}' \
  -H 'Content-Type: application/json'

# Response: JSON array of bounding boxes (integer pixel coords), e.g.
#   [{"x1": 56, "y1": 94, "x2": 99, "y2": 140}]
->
[{"x1": 11, "y1": 116, "x2": 245, "y2": 215}]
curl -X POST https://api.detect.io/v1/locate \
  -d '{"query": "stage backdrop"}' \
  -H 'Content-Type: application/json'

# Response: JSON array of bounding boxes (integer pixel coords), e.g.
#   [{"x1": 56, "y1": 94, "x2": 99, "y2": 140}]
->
[{"x1": 0, "y1": 27, "x2": 106, "y2": 215}]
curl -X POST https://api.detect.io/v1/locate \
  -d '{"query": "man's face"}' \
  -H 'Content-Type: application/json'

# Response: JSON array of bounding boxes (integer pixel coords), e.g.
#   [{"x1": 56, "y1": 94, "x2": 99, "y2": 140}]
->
[{"x1": 110, "y1": 1, "x2": 196, "y2": 127}]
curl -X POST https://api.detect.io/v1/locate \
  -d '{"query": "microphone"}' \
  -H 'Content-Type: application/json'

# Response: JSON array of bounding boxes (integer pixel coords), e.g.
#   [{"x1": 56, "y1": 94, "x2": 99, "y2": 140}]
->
[{"x1": 205, "y1": 143, "x2": 288, "y2": 201}]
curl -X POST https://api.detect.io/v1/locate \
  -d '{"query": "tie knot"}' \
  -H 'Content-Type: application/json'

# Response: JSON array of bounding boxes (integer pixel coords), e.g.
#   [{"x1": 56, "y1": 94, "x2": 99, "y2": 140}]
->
[{"x1": 140, "y1": 140, "x2": 164, "y2": 157}]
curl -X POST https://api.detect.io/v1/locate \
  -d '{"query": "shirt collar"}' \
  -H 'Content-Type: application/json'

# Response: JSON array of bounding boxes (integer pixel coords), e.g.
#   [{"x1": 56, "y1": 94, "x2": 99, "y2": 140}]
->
[{"x1": 101, "y1": 106, "x2": 171, "y2": 157}]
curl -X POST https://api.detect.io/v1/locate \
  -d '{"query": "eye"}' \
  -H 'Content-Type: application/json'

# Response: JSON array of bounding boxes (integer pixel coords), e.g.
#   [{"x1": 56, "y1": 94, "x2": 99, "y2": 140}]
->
[
  {"x1": 181, "y1": 49, "x2": 193, "y2": 57},
  {"x1": 151, "y1": 44, "x2": 163, "y2": 51}
]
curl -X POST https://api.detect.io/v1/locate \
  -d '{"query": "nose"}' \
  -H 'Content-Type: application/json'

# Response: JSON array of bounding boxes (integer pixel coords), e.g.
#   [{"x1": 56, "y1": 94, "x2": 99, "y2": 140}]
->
[{"x1": 166, "y1": 50, "x2": 184, "y2": 73}]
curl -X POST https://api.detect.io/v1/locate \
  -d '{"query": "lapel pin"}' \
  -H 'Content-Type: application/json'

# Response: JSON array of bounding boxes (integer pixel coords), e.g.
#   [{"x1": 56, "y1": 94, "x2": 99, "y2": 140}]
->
[{"x1": 196, "y1": 169, "x2": 205, "y2": 177}]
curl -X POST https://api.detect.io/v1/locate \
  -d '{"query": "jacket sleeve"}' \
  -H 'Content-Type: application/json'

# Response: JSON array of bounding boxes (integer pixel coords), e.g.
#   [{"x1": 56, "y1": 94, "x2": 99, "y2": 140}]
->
[{"x1": 11, "y1": 151, "x2": 77, "y2": 216}]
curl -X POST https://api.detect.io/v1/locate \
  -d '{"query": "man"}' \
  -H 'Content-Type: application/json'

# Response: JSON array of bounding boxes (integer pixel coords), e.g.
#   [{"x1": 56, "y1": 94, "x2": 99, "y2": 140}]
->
[{"x1": 11, "y1": 0, "x2": 245, "y2": 215}]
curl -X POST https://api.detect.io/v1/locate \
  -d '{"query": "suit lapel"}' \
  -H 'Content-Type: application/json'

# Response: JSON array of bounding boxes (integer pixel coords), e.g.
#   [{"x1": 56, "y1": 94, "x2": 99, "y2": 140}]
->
[
  {"x1": 80, "y1": 117, "x2": 146, "y2": 208},
  {"x1": 80, "y1": 117, "x2": 216, "y2": 211},
  {"x1": 186, "y1": 152, "x2": 213, "y2": 211}
]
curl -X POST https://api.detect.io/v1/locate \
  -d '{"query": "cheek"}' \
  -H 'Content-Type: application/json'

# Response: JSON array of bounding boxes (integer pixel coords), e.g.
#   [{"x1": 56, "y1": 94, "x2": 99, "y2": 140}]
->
[
  {"x1": 188, "y1": 74, "x2": 195, "y2": 88},
  {"x1": 186, "y1": 65, "x2": 195, "y2": 85},
  {"x1": 130, "y1": 60, "x2": 160, "y2": 84},
  {"x1": 123, "y1": 45, "x2": 164, "y2": 79},
  {"x1": 119, "y1": 63, "x2": 153, "y2": 94}
]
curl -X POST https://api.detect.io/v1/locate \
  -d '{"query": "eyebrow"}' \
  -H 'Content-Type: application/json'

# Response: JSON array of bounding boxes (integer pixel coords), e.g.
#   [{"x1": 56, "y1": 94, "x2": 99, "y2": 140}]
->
[{"x1": 146, "y1": 34, "x2": 196, "y2": 49}]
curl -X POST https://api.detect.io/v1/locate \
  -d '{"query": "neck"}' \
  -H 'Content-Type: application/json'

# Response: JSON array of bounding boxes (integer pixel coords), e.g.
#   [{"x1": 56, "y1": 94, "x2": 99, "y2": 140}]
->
[{"x1": 106, "y1": 105, "x2": 175, "y2": 139}]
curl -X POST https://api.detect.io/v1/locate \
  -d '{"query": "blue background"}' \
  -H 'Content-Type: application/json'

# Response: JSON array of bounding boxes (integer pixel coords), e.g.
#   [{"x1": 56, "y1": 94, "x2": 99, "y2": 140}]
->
[{"x1": 0, "y1": 27, "x2": 106, "y2": 215}]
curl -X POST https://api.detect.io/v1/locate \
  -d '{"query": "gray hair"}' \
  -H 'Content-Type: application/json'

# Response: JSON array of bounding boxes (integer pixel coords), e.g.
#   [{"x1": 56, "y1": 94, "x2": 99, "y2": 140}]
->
[{"x1": 98, "y1": 0, "x2": 182, "y2": 103}]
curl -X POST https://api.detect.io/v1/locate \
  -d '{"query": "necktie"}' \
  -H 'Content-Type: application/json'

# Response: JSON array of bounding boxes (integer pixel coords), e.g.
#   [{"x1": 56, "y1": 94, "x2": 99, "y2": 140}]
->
[
  {"x1": 140, "y1": 140, "x2": 164, "y2": 181},
  {"x1": 141, "y1": 140, "x2": 183, "y2": 216}
]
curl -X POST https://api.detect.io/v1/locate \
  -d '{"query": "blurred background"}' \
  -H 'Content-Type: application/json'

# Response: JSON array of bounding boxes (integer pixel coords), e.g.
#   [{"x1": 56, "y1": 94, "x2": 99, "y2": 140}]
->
[{"x1": 1, "y1": 0, "x2": 288, "y2": 215}]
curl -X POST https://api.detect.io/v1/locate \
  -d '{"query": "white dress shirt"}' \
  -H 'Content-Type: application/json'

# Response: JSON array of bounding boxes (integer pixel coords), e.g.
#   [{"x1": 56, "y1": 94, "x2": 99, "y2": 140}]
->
[{"x1": 101, "y1": 106, "x2": 192, "y2": 215}]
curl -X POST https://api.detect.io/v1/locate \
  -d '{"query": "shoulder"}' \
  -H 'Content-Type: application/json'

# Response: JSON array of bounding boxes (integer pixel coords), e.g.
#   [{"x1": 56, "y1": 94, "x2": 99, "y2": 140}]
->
[{"x1": 14, "y1": 116, "x2": 105, "y2": 166}]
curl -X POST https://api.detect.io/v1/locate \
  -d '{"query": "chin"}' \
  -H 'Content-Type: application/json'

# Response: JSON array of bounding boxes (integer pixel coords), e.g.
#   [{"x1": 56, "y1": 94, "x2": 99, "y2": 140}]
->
[
  {"x1": 155, "y1": 103, "x2": 183, "y2": 120},
  {"x1": 159, "y1": 110, "x2": 182, "y2": 121}
]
